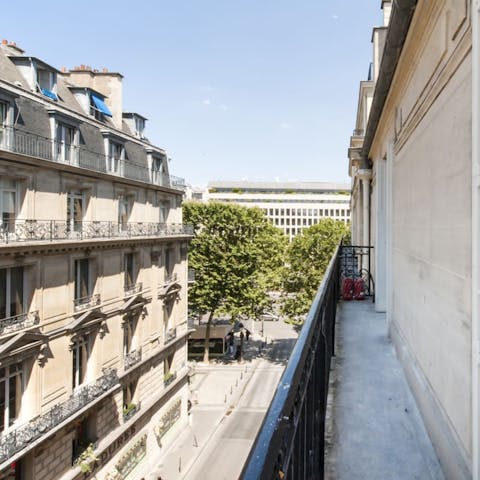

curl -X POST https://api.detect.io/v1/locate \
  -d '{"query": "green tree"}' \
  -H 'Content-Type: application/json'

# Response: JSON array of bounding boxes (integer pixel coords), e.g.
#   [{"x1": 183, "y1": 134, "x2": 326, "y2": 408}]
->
[
  {"x1": 281, "y1": 219, "x2": 349, "y2": 323},
  {"x1": 184, "y1": 201, "x2": 287, "y2": 362}
]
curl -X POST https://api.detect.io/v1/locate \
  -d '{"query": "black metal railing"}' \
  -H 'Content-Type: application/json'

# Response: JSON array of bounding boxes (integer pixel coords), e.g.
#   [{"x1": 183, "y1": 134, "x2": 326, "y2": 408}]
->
[
  {"x1": 124, "y1": 282, "x2": 143, "y2": 296},
  {"x1": 0, "y1": 126, "x2": 185, "y2": 189},
  {"x1": 339, "y1": 245, "x2": 374, "y2": 299},
  {"x1": 0, "y1": 368, "x2": 118, "y2": 463},
  {"x1": 241, "y1": 246, "x2": 341, "y2": 480},
  {"x1": 124, "y1": 348, "x2": 142, "y2": 371},
  {"x1": 0, "y1": 220, "x2": 193, "y2": 245}
]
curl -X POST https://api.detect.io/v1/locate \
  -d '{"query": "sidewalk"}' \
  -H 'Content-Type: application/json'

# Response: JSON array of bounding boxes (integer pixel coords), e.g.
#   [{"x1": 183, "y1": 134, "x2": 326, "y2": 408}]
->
[{"x1": 156, "y1": 333, "x2": 266, "y2": 480}]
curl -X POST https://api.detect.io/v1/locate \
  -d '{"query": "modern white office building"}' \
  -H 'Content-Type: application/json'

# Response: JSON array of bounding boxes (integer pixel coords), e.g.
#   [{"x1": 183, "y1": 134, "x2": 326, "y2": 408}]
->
[{"x1": 206, "y1": 181, "x2": 350, "y2": 240}]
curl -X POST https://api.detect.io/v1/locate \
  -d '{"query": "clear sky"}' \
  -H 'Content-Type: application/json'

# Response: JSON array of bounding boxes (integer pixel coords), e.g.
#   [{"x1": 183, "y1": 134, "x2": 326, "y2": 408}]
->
[{"x1": 2, "y1": 1, "x2": 381, "y2": 187}]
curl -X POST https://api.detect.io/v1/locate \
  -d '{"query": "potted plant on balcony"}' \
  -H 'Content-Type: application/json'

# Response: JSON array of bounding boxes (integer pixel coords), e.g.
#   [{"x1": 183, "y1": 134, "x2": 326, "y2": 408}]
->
[
  {"x1": 123, "y1": 402, "x2": 137, "y2": 418},
  {"x1": 73, "y1": 443, "x2": 97, "y2": 474},
  {"x1": 164, "y1": 371, "x2": 175, "y2": 386}
]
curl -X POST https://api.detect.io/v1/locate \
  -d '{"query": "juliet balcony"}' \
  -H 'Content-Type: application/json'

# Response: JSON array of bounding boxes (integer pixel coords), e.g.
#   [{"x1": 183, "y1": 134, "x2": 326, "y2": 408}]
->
[
  {"x1": 0, "y1": 220, "x2": 193, "y2": 245},
  {"x1": 0, "y1": 311, "x2": 39, "y2": 337},
  {"x1": 0, "y1": 126, "x2": 185, "y2": 189}
]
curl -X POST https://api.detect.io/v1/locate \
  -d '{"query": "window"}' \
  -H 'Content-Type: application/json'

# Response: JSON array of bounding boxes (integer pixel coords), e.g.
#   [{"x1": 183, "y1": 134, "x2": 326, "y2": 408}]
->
[
  {"x1": 0, "y1": 179, "x2": 16, "y2": 233},
  {"x1": 72, "y1": 416, "x2": 96, "y2": 465},
  {"x1": 164, "y1": 351, "x2": 174, "y2": 376},
  {"x1": 74, "y1": 259, "x2": 90, "y2": 303},
  {"x1": 123, "y1": 316, "x2": 136, "y2": 356},
  {"x1": 118, "y1": 196, "x2": 130, "y2": 231},
  {"x1": 165, "y1": 247, "x2": 174, "y2": 279},
  {"x1": 124, "y1": 253, "x2": 135, "y2": 289},
  {"x1": 0, "y1": 101, "x2": 7, "y2": 147},
  {"x1": 37, "y1": 68, "x2": 57, "y2": 101},
  {"x1": 67, "y1": 191, "x2": 84, "y2": 234},
  {"x1": 55, "y1": 123, "x2": 77, "y2": 164},
  {"x1": 90, "y1": 93, "x2": 112, "y2": 121},
  {"x1": 123, "y1": 380, "x2": 137, "y2": 410},
  {"x1": 0, "y1": 364, "x2": 23, "y2": 432},
  {"x1": 151, "y1": 156, "x2": 164, "y2": 185},
  {"x1": 134, "y1": 117, "x2": 145, "y2": 137},
  {"x1": 72, "y1": 336, "x2": 89, "y2": 389},
  {"x1": 0, "y1": 267, "x2": 23, "y2": 320},
  {"x1": 108, "y1": 142, "x2": 124, "y2": 175}
]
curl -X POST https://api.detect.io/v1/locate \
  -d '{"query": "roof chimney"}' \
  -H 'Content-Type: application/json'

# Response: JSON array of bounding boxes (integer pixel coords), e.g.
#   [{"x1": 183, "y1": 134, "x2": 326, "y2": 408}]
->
[{"x1": 1, "y1": 39, "x2": 7, "y2": 45}]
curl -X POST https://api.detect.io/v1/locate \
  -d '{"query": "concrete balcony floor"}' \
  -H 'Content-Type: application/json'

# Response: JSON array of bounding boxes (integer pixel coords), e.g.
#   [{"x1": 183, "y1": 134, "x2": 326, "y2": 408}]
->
[{"x1": 325, "y1": 300, "x2": 444, "y2": 480}]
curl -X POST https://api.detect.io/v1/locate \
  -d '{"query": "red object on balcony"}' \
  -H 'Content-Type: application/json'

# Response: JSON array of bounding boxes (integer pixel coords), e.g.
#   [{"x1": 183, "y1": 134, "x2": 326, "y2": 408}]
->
[
  {"x1": 353, "y1": 278, "x2": 365, "y2": 300},
  {"x1": 342, "y1": 278, "x2": 354, "y2": 300}
]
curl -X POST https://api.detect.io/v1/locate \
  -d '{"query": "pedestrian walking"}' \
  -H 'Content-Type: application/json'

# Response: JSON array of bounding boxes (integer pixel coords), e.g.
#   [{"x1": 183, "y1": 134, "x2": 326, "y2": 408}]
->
[
  {"x1": 245, "y1": 329, "x2": 250, "y2": 341},
  {"x1": 228, "y1": 332, "x2": 235, "y2": 354}
]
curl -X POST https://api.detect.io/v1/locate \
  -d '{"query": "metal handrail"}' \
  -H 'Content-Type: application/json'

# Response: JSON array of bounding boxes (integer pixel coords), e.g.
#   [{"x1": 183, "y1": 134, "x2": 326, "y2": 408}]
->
[
  {"x1": 124, "y1": 348, "x2": 142, "y2": 371},
  {"x1": 0, "y1": 220, "x2": 193, "y2": 245},
  {"x1": 74, "y1": 293, "x2": 101, "y2": 312},
  {"x1": 241, "y1": 246, "x2": 341, "y2": 480},
  {"x1": 124, "y1": 282, "x2": 143, "y2": 296},
  {"x1": 164, "y1": 327, "x2": 177, "y2": 344},
  {"x1": 0, "y1": 368, "x2": 118, "y2": 463},
  {"x1": 0, "y1": 126, "x2": 185, "y2": 189}
]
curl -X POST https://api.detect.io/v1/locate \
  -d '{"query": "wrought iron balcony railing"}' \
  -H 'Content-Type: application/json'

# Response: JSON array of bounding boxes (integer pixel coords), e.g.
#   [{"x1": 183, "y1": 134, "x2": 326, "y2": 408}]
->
[
  {"x1": 0, "y1": 311, "x2": 39, "y2": 336},
  {"x1": 74, "y1": 293, "x2": 101, "y2": 312},
  {"x1": 0, "y1": 220, "x2": 193, "y2": 245},
  {"x1": 124, "y1": 348, "x2": 142, "y2": 371},
  {"x1": 164, "y1": 327, "x2": 177, "y2": 345},
  {"x1": 0, "y1": 126, "x2": 185, "y2": 189},
  {"x1": 352, "y1": 128, "x2": 365, "y2": 136},
  {"x1": 0, "y1": 368, "x2": 118, "y2": 463},
  {"x1": 124, "y1": 282, "x2": 142, "y2": 297},
  {"x1": 241, "y1": 246, "x2": 342, "y2": 480}
]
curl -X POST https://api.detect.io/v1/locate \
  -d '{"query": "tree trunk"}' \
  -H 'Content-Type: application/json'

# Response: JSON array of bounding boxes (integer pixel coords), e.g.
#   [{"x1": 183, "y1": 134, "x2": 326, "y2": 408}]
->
[{"x1": 203, "y1": 311, "x2": 215, "y2": 363}]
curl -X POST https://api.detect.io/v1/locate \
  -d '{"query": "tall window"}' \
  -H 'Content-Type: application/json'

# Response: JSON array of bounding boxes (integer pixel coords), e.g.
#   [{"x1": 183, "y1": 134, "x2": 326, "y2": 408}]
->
[
  {"x1": 72, "y1": 336, "x2": 89, "y2": 389},
  {"x1": 74, "y1": 259, "x2": 90, "y2": 303},
  {"x1": 0, "y1": 364, "x2": 23, "y2": 432},
  {"x1": 0, "y1": 267, "x2": 23, "y2": 320},
  {"x1": 165, "y1": 248, "x2": 174, "y2": 279},
  {"x1": 123, "y1": 380, "x2": 137, "y2": 409},
  {"x1": 151, "y1": 157, "x2": 163, "y2": 185},
  {"x1": 0, "y1": 179, "x2": 16, "y2": 233},
  {"x1": 118, "y1": 196, "x2": 130, "y2": 232},
  {"x1": 108, "y1": 142, "x2": 124, "y2": 175},
  {"x1": 124, "y1": 253, "x2": 135, "y2": 288},
  {"x1": 123, "y1": 316, "x2": 136, "y2": 356},
  {"x1": 55, "y1": 123, "x2": 76, "y2": 164},
  {"x1": 67, "y1": 191, "x2": 83, "y2": 234},
  {"x1": 159, "y1": 200, "x2": 169, "y2": 224},
  {"x1": 0, "y1": 101, "x2": 7, "y2": 147}
]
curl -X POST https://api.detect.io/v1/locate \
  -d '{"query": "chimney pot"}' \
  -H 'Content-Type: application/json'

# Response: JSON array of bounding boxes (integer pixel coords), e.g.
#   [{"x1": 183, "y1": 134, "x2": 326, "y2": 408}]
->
[
  {"x1": 1, "y1": 39, "x2": 7, "y2": 45},
  {"x1": 61, "y1": 66, "x2": 67, "y2": 73},
  {"x1": 102, "y1": 67, "x2": 108, "y2": 73}
]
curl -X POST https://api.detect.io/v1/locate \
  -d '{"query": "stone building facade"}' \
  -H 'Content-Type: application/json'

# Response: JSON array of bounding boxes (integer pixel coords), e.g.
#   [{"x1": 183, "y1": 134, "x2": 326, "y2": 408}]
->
[{"x1": 0, "y1": 39, "x2": 191, "y2": 479}]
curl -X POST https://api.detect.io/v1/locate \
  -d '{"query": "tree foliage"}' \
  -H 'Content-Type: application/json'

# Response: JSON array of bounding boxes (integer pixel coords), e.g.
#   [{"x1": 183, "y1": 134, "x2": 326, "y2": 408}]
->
[
  {"x1": 184, "y1": 201, "x2": 287, "y2": 361},
  {"x1": 281, "y1": 219, "x2": 349, "y2": 322}
]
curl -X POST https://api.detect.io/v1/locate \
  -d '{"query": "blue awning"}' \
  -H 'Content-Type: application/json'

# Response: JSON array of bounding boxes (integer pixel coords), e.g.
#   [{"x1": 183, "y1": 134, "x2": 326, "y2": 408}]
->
[
  {"x1": 41, "y1": 88, "x2": 58, "y2": 101},
  {"x1": 91, "y1": 93, "x2": 112, "y2": 117}
]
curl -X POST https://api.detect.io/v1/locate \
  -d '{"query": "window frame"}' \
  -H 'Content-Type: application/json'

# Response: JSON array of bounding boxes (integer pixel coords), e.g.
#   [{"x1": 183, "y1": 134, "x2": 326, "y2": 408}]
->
[{"x1": 0, "y1": 363, "x2": 24, "y2": 433}]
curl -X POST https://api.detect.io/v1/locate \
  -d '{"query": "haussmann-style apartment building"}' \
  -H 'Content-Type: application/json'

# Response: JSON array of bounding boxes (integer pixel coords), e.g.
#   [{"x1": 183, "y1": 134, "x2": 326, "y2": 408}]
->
[
  {"x1": 0, "y1": 39, "x2": 192, "y2": 480},
  {"x1": 206, "y1": 181, "x2": 351, "y2": 240}
]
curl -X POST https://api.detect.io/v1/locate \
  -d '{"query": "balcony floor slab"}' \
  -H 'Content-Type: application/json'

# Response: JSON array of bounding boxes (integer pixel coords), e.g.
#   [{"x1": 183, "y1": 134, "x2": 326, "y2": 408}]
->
[{"x1": 325, "y1": 300, "x2": 444, "y2": 480}]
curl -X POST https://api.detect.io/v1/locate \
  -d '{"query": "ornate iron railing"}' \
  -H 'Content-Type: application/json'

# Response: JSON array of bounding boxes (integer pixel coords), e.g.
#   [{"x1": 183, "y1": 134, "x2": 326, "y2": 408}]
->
[
  {"x1": 164, "y1": 327, "x2": 177, "y2": 345},
  {"x1": 0, "y1": 311, "x2": 39, "y2": 336},
  {"x1": 0, "y1": 126, "x2": 185, "y2": 189},
  {"x1": 241, "y1": 246, "x2": 341, "y2": 480},
  {"x1": 74, "y1": 293, "x2": 101, "y2": 312},
  {"x1": 124, "y1": 282, "x2": 142, "y2": 297},
  {"x1": 124, "y1": 348, "x2": 142, "y2": 371},
  {"x1": 0, "y1": 368, "x2": 118, "y2": 463},
  {"x1": 0, "y1": 220, "x2": 193, "y2": 245},
  {"x1": 123, "y1": 402, "x2": 141, "y2": 423}
]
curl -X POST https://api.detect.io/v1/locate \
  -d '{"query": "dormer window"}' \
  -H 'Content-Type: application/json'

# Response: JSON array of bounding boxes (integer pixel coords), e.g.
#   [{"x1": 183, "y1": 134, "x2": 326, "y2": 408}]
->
[
  {"x1": 90, "y1": 93, "x2": 112, "y2": 122},
  {"x1": 122, "y1": 113, "x2": 147, "y2": 139},
  {"x1": 37, "y1": 67, "x2": 57, "y2": 100}
]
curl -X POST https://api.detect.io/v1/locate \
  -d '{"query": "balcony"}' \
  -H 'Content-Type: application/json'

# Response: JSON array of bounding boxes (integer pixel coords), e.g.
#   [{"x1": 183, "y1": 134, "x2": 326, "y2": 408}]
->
[
  {"x1": 0, "y1": 126, "x2": 185, "y2": 189},
  {"x1": 241, "y1": 246, "x2": 441, "y2": 479},
  {"x1": 163, "y1": 371, "x2": 177, "y2": 387},
  {"x1": 123, "y1": 402, "x2": 141, "y2": 423},
  {"x1": 0, "y1": 220, "x2": 193, "y2": 245},
  {"x1": 74, "y1": 293, "x2": 101, "y2": 313},
  {"x1": 0, "y1": 368, "x2": 118, "y2": 463},
  {"x1": 164, "y1": 327, "x2": 177, "y2": 345},
  {"x1": 124, "y1": 282, "x2": 142, "y2": 297},
  {"x1": 124, "y1": 348, "x2": 142, "y2": 371},
  {"x1": 0, "y1": 311, "x2": 39, "y2": 336}
]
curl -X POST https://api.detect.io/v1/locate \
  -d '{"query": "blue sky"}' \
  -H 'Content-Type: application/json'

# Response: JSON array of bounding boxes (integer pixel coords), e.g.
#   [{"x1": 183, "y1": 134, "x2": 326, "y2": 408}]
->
[{"x1": 2, "y1": 1, "x2": 381, "y2": 186}]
